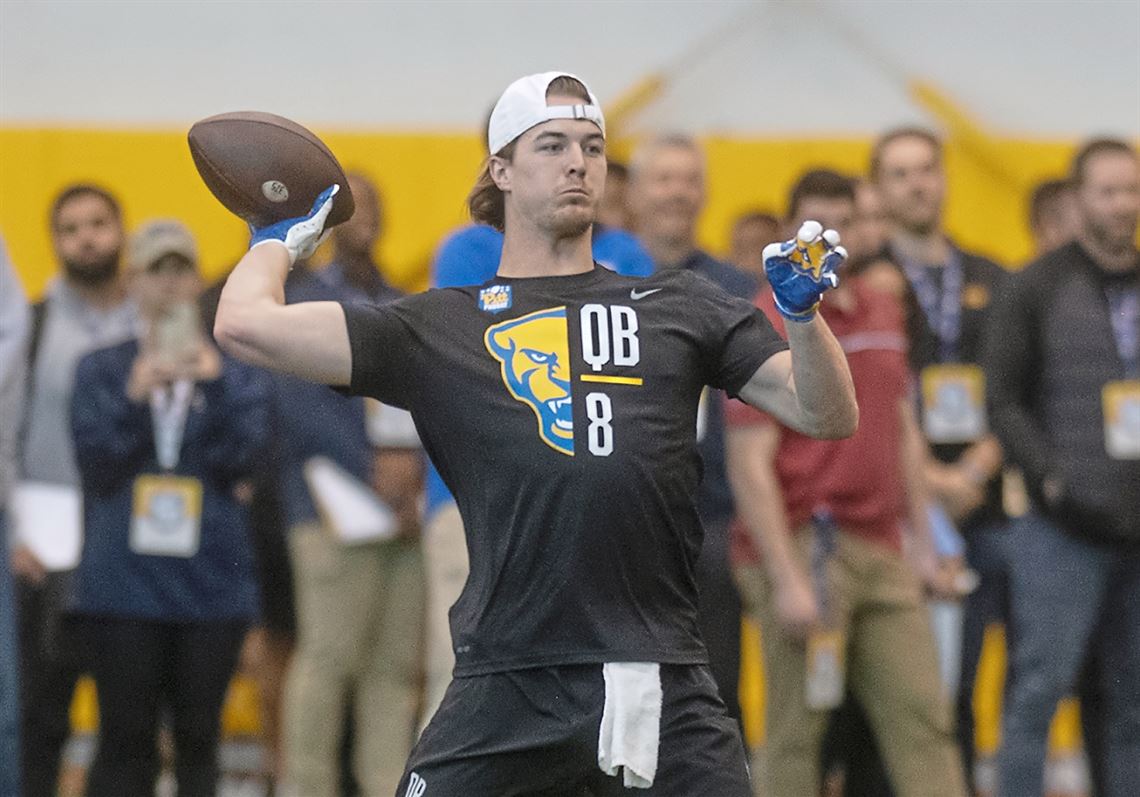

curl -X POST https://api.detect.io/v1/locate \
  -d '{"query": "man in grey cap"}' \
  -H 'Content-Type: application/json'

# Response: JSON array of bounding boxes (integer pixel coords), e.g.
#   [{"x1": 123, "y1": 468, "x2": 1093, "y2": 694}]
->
[
  {"x1": 68, "y1": 218, "x2": 267, "y2": 797},
  {"x1": 213, "y1": 71, "x2": 857, "y2": 795}
]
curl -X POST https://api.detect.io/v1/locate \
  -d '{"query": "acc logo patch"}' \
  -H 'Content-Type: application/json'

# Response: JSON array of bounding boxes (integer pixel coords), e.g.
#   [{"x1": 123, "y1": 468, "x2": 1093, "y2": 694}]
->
[
  {"x1": 479, "y1": 284, "x2": 512, "y2": 313},
  {"x1": 485, "y1": 307, "x2": 574, "y2": 455}
]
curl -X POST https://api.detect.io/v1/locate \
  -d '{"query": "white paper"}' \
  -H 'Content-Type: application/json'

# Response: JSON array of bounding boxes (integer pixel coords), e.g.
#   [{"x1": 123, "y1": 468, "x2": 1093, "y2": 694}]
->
[
  {"x1": 10, "y1": 480, "x2": 83, "y2": 571},
  {"x1": 365, "y1": 399, "x2": 421, "y2": 449},
  {"x1": 302, "y1": 456, "x2": 396, "y2": 544}
]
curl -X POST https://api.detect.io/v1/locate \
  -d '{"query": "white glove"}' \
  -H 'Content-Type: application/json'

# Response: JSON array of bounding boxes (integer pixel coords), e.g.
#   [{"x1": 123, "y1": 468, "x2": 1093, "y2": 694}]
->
[{"x1": 249, "y1": 184, "x2": 339, "y2": 266}]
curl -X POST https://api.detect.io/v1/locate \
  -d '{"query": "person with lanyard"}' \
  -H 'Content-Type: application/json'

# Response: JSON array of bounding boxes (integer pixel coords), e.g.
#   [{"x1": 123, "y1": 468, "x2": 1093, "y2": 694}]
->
[
  {"x1": 870, "y1": 126, "x2": 1009, "y2": 791},
  {"x1": 68, "y1": 220, "x2": 270, "y2": 797},
  {"x1": 987, "y1": 138, "x2": 1140, "y2": 797},
  {"x1": 213, "y1": 70, "x2": 857, "y2": 795},
  {"x1": 726, "y1": 169, "x2": 965, "y2": 797}
]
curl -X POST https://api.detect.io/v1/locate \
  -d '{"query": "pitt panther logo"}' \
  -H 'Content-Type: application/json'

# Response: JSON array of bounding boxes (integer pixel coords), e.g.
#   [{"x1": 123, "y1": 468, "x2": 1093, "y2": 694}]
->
[{"x1": 485, "y1": 307, "x2": 574, "y2": 455}]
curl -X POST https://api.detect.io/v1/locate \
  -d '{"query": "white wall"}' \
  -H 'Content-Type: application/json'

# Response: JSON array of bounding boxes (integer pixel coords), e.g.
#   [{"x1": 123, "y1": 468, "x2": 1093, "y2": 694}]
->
[{"x1": 1, "y1": 0, "x2": 1137, "y2": 137}]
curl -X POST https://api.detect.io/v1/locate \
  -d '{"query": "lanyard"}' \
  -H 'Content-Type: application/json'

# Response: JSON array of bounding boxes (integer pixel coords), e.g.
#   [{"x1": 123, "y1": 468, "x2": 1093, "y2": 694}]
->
[
  {"x1": 810, "y1": 508, "x2": 838, "y2": 622},
  {"x1": 1105, "y1": 284, "x2": 1140, "y2": 379},
  {"x1": 902, "y1": 249, "x2": 964, "y2": 363},
  {"x1": 150, "y1": 379, "x2": 194, "y2": 471}
]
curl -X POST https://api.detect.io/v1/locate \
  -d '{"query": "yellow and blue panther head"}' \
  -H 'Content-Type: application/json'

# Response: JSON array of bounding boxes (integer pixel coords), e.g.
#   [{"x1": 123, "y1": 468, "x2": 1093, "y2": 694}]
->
[{"x1": 485, "y1": 307, "x2": 574, "y2": 455}]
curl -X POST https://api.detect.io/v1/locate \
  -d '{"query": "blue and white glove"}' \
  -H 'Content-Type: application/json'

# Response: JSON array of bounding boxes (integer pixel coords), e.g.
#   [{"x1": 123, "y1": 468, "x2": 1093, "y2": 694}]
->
[
  {"x1": 250, "y1": 184, "x2": 339, "y2": 266},
  {"x1": 763, "y1": 220, "x2": 845, "y2": 322}
]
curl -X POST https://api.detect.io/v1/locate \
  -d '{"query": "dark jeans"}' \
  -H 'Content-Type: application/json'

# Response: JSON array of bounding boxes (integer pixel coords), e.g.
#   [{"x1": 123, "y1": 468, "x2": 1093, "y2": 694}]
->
[
  {"x1": 17, "y1": 569, "x2": 84, "y2": 797},
  {"x1": 0, "y1": 512, "x2": 21, "y2": 797},
  {"x1": 695, "y1": 517, "x2": 742, "y2": 724},
  {"x1": 80, "y1": 615, "x2": 246, "y2": 797},
  {"x1": 998, "y1": 512, "x2": 1140, "y2": 797},
  {"x1": 955, "y1": 524, "x2": 1012, "y2": 793}
]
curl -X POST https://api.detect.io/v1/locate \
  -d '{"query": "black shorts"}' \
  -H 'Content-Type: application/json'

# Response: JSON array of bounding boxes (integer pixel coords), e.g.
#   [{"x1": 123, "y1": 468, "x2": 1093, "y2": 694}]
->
[{"x1": 395, "y1": 663, "x2": 750, "y2": 797}]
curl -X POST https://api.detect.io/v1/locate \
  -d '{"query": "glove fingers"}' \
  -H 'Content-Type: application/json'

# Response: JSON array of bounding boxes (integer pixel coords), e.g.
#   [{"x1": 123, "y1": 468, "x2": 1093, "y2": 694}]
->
[
  {"x1": 796, "y1": 220, "x2": 823, "y2": 244},
  {"x1": 310, "y1": 184, "x2": 340, "y2": 215},
  {"x1": 763, "y1": 240, "x2": 795, "y2": 263},
  {"x1": 821, "y1": 245, "x2": 847, "y2": 275},
  {"x1": 299, "y1": 228, "x2": 333, "y2": 261}
]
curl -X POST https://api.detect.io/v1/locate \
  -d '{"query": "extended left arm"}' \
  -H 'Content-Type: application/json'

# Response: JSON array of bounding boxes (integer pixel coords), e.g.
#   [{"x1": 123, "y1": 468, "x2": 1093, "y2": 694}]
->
[
  {"x1": 735, "y1": 221, "x2": 857, "y2": 440},
  {"x1": 736, "y1": 316, "x2": 857, "y2": 439}
]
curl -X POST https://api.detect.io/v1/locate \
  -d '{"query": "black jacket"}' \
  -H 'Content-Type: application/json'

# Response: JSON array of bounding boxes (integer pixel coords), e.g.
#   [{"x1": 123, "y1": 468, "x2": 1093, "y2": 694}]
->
[{"x1": 986, "y1": 242, "x2": 1140, "y2": 544}]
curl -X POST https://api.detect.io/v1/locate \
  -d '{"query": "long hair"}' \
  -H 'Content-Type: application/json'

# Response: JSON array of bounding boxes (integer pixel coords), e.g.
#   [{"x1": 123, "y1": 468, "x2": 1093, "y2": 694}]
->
[
  {"x1": 467, "y1": 76, "x2": 592, "y2": 231},
  {"x1": 467, "y1": 139, "x2": 517, "y2": 232}
]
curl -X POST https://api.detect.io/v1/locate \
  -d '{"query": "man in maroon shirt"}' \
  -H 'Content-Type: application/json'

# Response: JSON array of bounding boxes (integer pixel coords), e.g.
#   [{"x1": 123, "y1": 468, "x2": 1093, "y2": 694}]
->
[{"x1": 726, "y1": 170, "x2": 965, "y2": 797}]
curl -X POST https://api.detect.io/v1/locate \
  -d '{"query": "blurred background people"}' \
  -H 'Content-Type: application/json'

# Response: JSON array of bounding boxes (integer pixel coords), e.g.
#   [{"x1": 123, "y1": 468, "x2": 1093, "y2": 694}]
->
[
  {"x1": 1028, "y1": 177, "x2": 1081, "y2": 257},
  {"x1": 274, "y1": 173, "x2": 425, "y2": 797},
  {"x1": 871, "y1": 128, "x2": 1010, "y2": 791},
  {"x1": 318, "y1": 173, "x2": 402, "y2": 305},
  {"x1": 726, "y1": 209, "x2": 780, "y2": 282},
  {"x1": 628, "y1": 132, "x2": 759, "y2": 725},
  {"x1": 68, "y1": 220, "x2": 269, "y2": 797},
  {"x1": 727, "y1": 169, "x2": 964, "y2": 797},
  {"x1": 819, "y1": 173, "x2": 903, "y2": 797},
  {"x1": 12, "y1": 184, "x2": 137, "y2": 797},
  {"x1": 596, "y1": 159, "x2": 633, "y2": 231},
  {"x1": 199, "y1": 266, "x2": 295, "y2": 794},
  {"x1": 850, "y1": 180, "x2": 892, "y2": 265},
  {"x1": 988, "y1": 138, "x2": 1140, "y2": 797},
  {"x1": 0, "y1": 236, "x2": 31, "y2": 797}
]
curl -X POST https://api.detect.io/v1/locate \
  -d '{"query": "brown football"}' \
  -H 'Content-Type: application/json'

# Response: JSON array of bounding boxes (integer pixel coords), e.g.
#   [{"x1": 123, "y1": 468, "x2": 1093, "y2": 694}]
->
[{"x1": 188, "y1": 111, "x2": 354, "y2": 228}]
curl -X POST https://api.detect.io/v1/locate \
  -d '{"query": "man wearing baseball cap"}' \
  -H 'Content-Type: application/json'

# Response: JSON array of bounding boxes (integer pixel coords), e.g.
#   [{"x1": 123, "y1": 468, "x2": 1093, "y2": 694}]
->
[
  {"x1": 214, "y1": 71, "x2": 857, "y2": 794},
  {"x1": 70, "y1": 218, "x2": 269, "y2": 797}
]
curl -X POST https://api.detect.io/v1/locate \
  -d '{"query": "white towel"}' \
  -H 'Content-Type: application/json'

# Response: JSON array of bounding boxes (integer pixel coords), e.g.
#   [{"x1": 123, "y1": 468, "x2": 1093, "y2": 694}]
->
[{"x1": 597, "y1": 662, "x2": 662, "y2": 789}]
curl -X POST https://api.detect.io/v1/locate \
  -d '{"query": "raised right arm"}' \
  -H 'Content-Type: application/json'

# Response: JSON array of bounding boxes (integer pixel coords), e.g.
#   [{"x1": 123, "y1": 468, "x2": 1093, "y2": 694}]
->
[{"x1": 213, "y1": 240, "x2": 351, "y2": 385}]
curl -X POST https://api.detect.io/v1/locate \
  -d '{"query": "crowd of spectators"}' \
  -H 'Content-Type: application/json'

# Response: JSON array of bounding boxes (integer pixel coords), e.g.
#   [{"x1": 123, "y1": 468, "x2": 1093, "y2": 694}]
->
[{"x1": 0, "y1": 127, "x2": 1136, "y2": 797}]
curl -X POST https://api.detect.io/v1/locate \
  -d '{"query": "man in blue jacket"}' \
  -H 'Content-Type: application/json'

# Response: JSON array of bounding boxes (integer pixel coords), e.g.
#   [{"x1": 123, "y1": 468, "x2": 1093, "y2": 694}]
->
[{"x1": 70, "y1": 220, "x2": 269, "y2": 797}]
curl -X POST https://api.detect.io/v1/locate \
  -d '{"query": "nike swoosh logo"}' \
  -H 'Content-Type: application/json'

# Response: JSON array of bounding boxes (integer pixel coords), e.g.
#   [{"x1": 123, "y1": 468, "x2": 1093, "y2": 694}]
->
[{"x1": 630, "y1": 288, "x2": 662, "y2": 300}]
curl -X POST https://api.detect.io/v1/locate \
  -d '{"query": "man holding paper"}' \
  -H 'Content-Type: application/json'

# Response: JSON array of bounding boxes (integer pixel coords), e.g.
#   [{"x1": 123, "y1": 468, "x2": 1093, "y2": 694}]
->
[{"x1": 12, "y1": 184, "x2": 137, "y2": 797}]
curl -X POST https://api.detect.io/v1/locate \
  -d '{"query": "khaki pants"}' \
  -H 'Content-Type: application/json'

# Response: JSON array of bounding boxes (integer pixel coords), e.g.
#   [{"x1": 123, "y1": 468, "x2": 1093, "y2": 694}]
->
[
  {"x1": 735, "y1": 528, "x2": 966, "y2": 797},
  {"x1": 419, "y1": 503, "x2": 468, "y2": 730},
  {"x1": 283, "y1": 523, "x2": 425, "y2": 797}
]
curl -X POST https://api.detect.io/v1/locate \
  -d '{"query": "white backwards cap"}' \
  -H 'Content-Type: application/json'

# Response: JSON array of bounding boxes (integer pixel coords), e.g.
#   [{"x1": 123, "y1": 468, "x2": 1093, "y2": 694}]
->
[{"x1": 487, "y1": 71, "x2": 605, "y2": 156}]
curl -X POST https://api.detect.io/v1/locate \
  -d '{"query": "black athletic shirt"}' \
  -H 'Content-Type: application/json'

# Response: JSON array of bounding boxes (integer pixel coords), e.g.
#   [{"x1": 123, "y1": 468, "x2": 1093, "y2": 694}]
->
[{"x1": 341, "y1": 265, "x2": 787, "y2": 676}]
